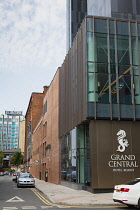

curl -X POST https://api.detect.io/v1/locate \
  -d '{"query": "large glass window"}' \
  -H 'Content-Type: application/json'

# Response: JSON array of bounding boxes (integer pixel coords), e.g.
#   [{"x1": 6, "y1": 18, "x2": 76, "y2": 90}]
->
[
  {"x1": 95, "y1": 33, "x2": 108, "y2": 63},
  {"x1": 87, "y1": 32, "x2": 94, "y2": 62},
  {"x1": 110, "y1": 35, "x2": 115, "y2": 64},
  {"x1": 116, "y1": 21, "x2": 128, "y2": 36},
  {"x1": 87, "y1": 17, "x2": 93, "y2": 32},
  {"x1": 95, "y1": 73, "x2": 109, "y2": 103},
  {"x1": 86, "y1": 17, "x2": 140, "y2": 117},
  {"x1": 130, "y1": 22, "x2": 136, "y2": 36},
  {"x1": 119, "y1": 75, "x2": 132, "y2": 104},
  {"x1": 117, "y1": 35, "x2": 130, "y2": 65},
  {"x1": 88, "y1": 72, "x2": 94, "y2": 102},
  {"x1": 131, "y1": 37, "x2": 138, "y2": 66},
  {"x1": 111, "y1": 76, "x2": 117, "y2": 103},
  {"x1": 109, "y1": 20, "x2": 115, "y2": 34},
  {"x1": 94, "y1": 19, "x2": 107, "y2": 34},
  {"x1": 61, "y1": 126, "x2": 90, "y2": 185}
]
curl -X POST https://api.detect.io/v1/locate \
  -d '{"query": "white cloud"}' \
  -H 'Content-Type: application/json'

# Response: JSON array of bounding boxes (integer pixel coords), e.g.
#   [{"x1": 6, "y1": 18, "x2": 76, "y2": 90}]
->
[
  {"x1": 0, "y1": 0, "x2": 66, "y2": 114},
  {"x1": 0, "y1": 0, "x2": 66, "y2": 73}
]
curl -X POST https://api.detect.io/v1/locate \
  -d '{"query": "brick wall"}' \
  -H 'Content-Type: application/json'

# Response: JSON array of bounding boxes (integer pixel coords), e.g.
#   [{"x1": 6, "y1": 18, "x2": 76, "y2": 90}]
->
[{"x1": 32, "y1": 69, "x2": 60, "y2": 184}]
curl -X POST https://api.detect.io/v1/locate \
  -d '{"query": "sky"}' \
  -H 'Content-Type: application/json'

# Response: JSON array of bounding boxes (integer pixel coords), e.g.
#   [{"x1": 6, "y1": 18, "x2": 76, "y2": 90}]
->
[{"x1": 0, "y1": 0, "x2": 66, "y2": 115}]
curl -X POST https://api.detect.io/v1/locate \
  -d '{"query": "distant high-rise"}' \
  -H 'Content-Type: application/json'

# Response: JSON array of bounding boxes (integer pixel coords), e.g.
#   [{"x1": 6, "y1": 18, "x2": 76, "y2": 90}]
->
[
  {"x1": 67, "y1": 0, "x2": 140, "y2": 49},
  {"x1": 0, "y1": 111, "x2": 24, "y2": 151}
]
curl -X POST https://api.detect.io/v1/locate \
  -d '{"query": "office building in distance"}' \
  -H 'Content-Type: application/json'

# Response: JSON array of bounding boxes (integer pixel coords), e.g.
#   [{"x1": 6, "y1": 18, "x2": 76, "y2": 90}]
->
[{"x1": 0, "y1": 111, "x2": 24, "y2": 151}]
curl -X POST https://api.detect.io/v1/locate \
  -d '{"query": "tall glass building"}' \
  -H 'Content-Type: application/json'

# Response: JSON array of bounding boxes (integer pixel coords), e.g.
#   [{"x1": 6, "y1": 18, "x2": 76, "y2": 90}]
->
[
  {"x1": 0, "y1": 111, "x2": 24, "y2": 151},
  {"x1": 67, "y1": 0, "x2": 140, "y2": 49},
  {"x1": 66, "y1": 0, "x2": 87, "y2": 50},
  {"x1": 60, "y1": 16, "x2": 140, "y2": 191}
]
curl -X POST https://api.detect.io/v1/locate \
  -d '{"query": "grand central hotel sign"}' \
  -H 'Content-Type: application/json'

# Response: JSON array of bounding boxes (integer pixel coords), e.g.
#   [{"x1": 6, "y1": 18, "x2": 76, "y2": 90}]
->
[{"x1": 108, "y1": 129, "x2": 138, "y2": 172}]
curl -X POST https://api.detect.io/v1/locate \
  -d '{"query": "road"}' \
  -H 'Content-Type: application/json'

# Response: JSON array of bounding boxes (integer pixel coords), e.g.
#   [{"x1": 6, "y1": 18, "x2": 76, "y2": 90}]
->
[{"x1": 0, "y1": 175, "x2": 131, "y2": 210}]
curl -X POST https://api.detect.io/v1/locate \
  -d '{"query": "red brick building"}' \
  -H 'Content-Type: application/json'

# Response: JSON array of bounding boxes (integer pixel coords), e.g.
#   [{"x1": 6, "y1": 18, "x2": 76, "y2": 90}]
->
[
  {"x1": 30, "y1": 69, "x2": 60, "y2": 184},
  {"x1": 24, "y1": 86, "x2": 48, "y2": 171}
]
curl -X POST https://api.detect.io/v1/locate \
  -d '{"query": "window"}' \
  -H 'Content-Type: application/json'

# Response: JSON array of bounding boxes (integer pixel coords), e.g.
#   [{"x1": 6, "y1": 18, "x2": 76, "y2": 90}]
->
[
  {"x1": 43, "y1": 101, "x2": 47, "y2": 115},
  {"x1": 43, "y1": 122, "x2": 47, "y2": 138}
]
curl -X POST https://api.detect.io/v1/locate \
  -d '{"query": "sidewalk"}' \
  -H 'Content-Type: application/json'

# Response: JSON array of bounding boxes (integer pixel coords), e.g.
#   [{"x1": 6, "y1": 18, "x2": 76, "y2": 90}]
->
[{"x1": 34, "y1": 178, "x2": 117, "y2": 206}]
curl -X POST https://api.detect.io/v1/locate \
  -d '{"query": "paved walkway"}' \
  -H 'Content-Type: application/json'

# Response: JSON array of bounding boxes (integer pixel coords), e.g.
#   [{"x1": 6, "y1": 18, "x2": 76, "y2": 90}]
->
[{"x1": 34, "y1": 178, "x2": 118, "y2": 206}]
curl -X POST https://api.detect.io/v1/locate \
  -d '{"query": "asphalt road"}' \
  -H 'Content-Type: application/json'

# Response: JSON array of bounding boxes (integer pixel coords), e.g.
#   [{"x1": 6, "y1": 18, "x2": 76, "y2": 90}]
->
[{"x1": 0, "y1": 175, "x2": 132, "y2": 210}]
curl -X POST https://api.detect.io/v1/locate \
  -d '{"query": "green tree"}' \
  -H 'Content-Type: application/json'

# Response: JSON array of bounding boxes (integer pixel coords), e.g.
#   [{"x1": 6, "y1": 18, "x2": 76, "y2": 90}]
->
[
  {"x1": 10, "y1": 152, "x2": 23, "y2": 169},
  {"x1": 0, "y1": 150, "x2": 4, "y2": 166}
]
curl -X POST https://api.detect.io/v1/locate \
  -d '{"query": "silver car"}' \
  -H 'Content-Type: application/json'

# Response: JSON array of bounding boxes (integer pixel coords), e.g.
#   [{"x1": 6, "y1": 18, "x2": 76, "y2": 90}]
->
[{"x1": 17, "y1": 173, "x2": 35, "y2": 188}]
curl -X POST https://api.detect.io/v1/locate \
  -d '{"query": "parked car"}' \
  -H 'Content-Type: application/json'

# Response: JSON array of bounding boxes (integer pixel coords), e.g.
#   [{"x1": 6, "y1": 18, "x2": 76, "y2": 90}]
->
[
  {"x1": 17, "y1": 173, "x2": 35, "y2": 188},
  {"x1": 113, "y1": 178, "x2": 140, "y2": 208},
  {"x1": 0, "y1": 171, "x2": 4, "y2": 176},
  {"x1": 4, "y1": 171, "x2": 9, "y2": 175}
]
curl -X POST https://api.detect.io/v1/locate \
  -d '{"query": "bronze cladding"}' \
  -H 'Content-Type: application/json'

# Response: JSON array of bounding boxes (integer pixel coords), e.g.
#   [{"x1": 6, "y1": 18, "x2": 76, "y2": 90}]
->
[{"x1": 59, "y1": 21, "x2": 87, "y2": 137}]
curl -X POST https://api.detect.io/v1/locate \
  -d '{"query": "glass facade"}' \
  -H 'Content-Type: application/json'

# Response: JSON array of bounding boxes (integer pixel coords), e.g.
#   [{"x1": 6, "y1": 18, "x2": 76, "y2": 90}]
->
[
  {"x1": 87, "y1": 17, "x2": 140, "y2": 119},
  {"x1": 67, "y1": 0, "x2": 140, "y2": 51},
  {"x1": 61, "y1": 125, "x2": 90, "y2": 185},
  {"x1": 0, "y1": 114, "x2": 24, "y2": 151},
  {"x1": 60, "y1": 16, "x2": 140, "y2": 187}
]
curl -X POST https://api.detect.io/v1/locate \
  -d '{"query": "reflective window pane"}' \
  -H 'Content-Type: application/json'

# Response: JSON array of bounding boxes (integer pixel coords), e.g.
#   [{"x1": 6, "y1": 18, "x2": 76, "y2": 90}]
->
[
  {"x1": 109, "y1": 20, "x2": 115, "y2": 34},
  {"x1": 111, "y1": 74, "x2": 117, "y2": 103},
  {"x1": 117, "y1": 35, "x2": 130, "y2": 65},
  {"x1": 95, "y1": 33, "x2": 108, "y2": 63},
  {"x1": 110, "y1": 35, "x2": 115, "y2": 63},
  {"x1": 96, "y1": 73, "x2": 109, "y2": 103},
  {"x1": 130, "y1": 22, "x2": 136, "y2": 36},
  {"x1": 131, "y1": 37, "x2": 138, "y2": 65},
  {"x1": 118, "y1": 65, "x2": 131, "y2": 75},
  {"x1": 87, "y1": 32, "x2": 94, "y2": 62},
  {"x1": 96, "y1": 63, "x2": 108, "y2": 73},
  {"x1": 119, "y1": 75, "x2": 132, "y2": 104},
  {"x1": 94, "y1": 18, "x2": 107, "y2": 33},
  {"x1": 134, "y1": 75, "x2": 140, "y2": 104},
  {"x1": 138, "y1": 23, "x2": 140, "y2": 36},
  {"x1": 87, "y1": 62, "x2": 94, "y2": 72},
  {"x1": 116, "y1": 21, "x2": 128, "y2": 35},
  {"x1": 86, "y1": 18, "x2": 93, "y2": 32}
]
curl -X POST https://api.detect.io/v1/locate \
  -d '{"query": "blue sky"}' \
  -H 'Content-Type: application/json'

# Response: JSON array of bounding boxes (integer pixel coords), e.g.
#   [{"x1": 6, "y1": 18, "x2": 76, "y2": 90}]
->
[{"x1": 0, "y1": 0, "x2": 66, "y2": 115}]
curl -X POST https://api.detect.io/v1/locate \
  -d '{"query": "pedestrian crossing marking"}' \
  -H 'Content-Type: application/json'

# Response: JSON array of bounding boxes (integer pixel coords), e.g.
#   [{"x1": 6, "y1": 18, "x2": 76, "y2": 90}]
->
[
  {"x1": 22, "y1": 207, "x2": 36, "y2": 209},
  {"x1": 41, "y1": 207, "x2": 53, "y2": 209},
  {"x1": 3, "y1": 207, "x2": 18, "y2": 210}
]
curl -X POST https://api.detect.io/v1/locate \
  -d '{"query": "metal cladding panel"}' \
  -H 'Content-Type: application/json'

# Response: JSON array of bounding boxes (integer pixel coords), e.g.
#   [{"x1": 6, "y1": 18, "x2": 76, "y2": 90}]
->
[
  {"x1": 59, "y1": 20, "x2": 87, "y2": 137},
  {"x1": 90, "y1": 120, "x2": 140, "y2": 189}
]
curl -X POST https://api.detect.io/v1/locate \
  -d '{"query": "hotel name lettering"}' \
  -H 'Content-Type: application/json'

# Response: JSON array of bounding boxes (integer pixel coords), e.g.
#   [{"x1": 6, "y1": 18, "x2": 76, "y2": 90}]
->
[{"x1": 108, "y1": 154, "x2": 138, "y2": 172}]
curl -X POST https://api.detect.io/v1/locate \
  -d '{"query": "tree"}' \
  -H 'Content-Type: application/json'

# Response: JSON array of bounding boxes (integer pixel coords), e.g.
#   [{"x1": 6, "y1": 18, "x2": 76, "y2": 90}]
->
[
  {"x1": 0, "y1": 150, "x2": 4, "y2": 166},
  {"x1": 10, "y1": 152, "x2": 23, "y2": 169}
]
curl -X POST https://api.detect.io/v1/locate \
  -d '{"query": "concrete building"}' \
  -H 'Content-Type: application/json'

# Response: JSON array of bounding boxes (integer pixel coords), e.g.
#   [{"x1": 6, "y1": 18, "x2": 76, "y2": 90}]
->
[
  {"x1": 67, "y1": 0, "x2": 140, "y2": 49},
  {"x1": 24, "y1": 86, "x2": 48, "y2": 171},
  {"x1": 31, "y1": 69, "x2": 60, "y2": 184},
  {"x1": 60, "y1": 16, "x2": 140, "y2": 192}
]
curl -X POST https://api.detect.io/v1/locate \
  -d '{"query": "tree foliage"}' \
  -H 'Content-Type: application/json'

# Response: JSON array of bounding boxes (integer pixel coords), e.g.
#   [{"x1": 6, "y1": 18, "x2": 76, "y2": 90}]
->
[
  {"x1": 10, "y1": 152, "x2": 23, "y2": 169},
  {"x1": 0, "y1": 150, "x2": 4, "y2": 165}
]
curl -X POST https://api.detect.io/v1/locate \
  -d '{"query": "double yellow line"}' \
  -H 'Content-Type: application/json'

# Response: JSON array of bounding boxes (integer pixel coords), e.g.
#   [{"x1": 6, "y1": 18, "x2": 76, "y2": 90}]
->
[
  {"x1": 32, "y1": 188, "x2": 72, "y2": 208},
  {"x1": 32, "y1": 188, "x2": 124, "y2": 209}
]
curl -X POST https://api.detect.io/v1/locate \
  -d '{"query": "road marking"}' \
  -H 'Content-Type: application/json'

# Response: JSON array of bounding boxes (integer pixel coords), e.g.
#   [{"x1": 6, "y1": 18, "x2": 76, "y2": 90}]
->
[
  {"x1": 41, "y1": 207, "x2": 53, "y2": 209},
  {"x1": 22, "y1": 207, "x2": 36, "y2": 209},
  {"x1": 32, "y1": 189, "x2": 124, "y2": 209},
  {"x1": 3, "y1": 207, "x2": 18, "y2": 210},
  {"x1": 6, "y1": 196, "x2": 25, "y2": 202}
]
